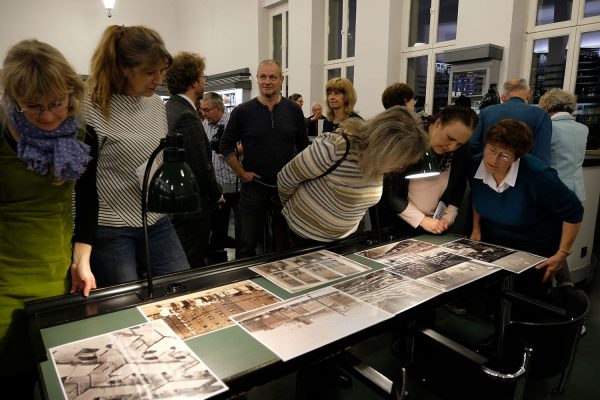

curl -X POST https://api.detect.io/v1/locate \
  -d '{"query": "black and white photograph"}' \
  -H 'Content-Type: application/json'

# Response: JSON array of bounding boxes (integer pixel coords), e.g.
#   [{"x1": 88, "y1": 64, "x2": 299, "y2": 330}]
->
[
  {"x1": 441, "y1": 238, "x2": 545, "y2": 273},
  {"x1": 357, "y1": 239, "x2": 440, "y2": 261},
  {"x1": 440, "y1": 238, "x2": 514, "y2": 262},
  {"x1": 417, "y1": 260, "x2": 499, "y2": 291},
  {"x1": 333, "y1": 269, "x2": 442, "y2": 314},
  {"x1": 50, "y1": 320, "x2": 228, "y2": 400},
  {"x1": 138, "y1": 280, "x2": 280, "y2": 340},
  {"x1": 386, "y1": 252, "x2": 471, "y2": 280},
  {"x1": 231, "y1": 287, "x2": 392, "y2": 361},
  {"x1": 491, "y1": 251, "x2": 546, "y2": 273},
  {"x1": 250, "y1": 250, "x2": 371, "y2": 293}
]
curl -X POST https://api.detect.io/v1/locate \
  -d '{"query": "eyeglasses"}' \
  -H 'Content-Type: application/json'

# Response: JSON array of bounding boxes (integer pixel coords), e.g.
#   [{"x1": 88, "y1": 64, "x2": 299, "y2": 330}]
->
[
  {"x1": 17, "y1": 99, "x2": 70, "y2": 118},
  {"x1": 485, "y1": 145, "x2": 514, "y2": 162},
  {"x1": 200, "y1": 74, "x2": 208, "y2": 80},
  {"x1": 200, "y1": 106, "x2": 217, "y2": 113}
]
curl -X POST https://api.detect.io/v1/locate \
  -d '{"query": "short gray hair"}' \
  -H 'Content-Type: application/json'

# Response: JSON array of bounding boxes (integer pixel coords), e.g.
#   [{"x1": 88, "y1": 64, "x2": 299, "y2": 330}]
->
[
  {"x1": 538, "y1": 88, "x2": 577, "y2": 113},
  {"x1": 202, "y1": 91, "x2": 225, "y2": 110},
  {"x1": 502, "y1": 78, "x2": 530, "y2": 97}
]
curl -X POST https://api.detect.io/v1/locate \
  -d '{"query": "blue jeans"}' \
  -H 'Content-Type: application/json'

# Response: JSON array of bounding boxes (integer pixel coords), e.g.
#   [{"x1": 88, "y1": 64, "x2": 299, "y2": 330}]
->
[{"x1": 91, "y1": 217, "x2": 190, "y2": 287}]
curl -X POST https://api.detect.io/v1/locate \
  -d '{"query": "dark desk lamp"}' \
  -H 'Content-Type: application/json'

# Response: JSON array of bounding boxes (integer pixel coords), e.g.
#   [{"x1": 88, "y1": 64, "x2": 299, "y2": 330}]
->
[
  {"x1": 141, "y1": 133, "x2": 200, "y2": 298},
  {"x1": 404, "y1": 150, "x2": 440, "y2": 179}
]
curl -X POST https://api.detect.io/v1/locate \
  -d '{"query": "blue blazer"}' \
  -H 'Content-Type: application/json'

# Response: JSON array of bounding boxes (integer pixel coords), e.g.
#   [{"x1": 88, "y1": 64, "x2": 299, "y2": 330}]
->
[
  {"x1": 550, "y1": 114, "x2": 588, "y2": 201},
  {"x1": 470, "y1": 97, "x2": 552, "y2": 163}
]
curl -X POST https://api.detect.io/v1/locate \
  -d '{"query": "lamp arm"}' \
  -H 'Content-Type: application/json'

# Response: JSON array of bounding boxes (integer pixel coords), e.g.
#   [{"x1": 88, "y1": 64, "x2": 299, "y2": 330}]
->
[{"x1": 141, "y1": 138, "x2": 167, "y2": 297}]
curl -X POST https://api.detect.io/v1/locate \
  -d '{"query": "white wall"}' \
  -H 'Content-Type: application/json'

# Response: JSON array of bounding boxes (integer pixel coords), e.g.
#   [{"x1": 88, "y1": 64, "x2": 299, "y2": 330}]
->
[{"x1": 0, "y1": 0, "x2": 180, "y2": 74}]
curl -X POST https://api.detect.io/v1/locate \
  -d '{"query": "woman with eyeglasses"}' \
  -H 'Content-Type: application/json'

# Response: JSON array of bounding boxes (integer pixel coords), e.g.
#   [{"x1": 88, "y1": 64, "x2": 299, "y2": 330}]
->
[
  {"x1": 469, "y1": 119, "x2": 583, "y2": 291},
  {"x1": 0, "y1": 39, "x2": 95, "y2": 396},
  {"x1": 83, "y1": 25, "x2": 190, "y2": 287}
]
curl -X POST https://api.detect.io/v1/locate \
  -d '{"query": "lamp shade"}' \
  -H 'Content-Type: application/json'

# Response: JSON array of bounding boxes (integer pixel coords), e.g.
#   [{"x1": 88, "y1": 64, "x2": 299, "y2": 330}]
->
[
  {"x1": 404, "y1": 150, "x2": 441, "y2": 180},
  {"x1": 103, "y1": 0, "x2": 116, "y2": 9},
  {"x1": 147, "y1": 158, "x2": 200, "y2": 213}
]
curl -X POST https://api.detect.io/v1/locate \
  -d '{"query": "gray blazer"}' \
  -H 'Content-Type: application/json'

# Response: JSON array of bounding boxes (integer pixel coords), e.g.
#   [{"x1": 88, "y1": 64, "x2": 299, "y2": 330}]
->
[{"x1": 550, "y1": 113, "x2": 588, "y2": 201}]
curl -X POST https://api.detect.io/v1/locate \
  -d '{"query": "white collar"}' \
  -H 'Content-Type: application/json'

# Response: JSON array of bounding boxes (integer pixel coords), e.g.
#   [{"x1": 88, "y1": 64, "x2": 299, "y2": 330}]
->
[
  {"x1": 551, "y1": 111, "x2": 572, "y2": 120},
  {"x1": 177, "y1": 93, "x2": 196, "y2": 109},
  {"x1": 474, "y1": 158, "x2": 520, "y2": 193}
]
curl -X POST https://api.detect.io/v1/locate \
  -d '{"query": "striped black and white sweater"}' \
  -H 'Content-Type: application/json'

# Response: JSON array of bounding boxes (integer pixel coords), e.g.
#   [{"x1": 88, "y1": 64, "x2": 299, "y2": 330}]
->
[{"x1": 83, "y1": 93, "x2": 166, "y2": 228}]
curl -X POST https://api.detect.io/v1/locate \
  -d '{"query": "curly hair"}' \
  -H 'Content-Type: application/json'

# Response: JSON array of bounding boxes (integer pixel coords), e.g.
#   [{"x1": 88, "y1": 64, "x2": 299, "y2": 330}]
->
[
  {"x1": 538, "y1": 88, "x2": 577, "y2": 114},
  {"x1": 484, "y1": 119, "x2": 532, "y2": 159},
  {"x1": 165, "y1": 52, "x2": 206, "y2": 95}
]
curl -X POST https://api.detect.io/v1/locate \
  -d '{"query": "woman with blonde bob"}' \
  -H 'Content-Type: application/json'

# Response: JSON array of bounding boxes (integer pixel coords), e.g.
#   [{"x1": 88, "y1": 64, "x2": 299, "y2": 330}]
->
[
  {"x1": 0, "y1": 39, "x2": 95, "y2": 395},
  {"x1": 83, "y1": 25, "x2": 190, "y2": 287},
  {"x1": 323, "y1": 77, "x2": 362, "y2": 133},
  {"x1": 278, "y1": 106, "x2": 428, "y2": 243}
]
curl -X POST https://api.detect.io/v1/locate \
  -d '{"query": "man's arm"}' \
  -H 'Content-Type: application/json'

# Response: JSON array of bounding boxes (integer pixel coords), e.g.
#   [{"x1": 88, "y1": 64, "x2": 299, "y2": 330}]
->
[{"x1": 175, "y1": 113, "x2": 222, "y2": 202}]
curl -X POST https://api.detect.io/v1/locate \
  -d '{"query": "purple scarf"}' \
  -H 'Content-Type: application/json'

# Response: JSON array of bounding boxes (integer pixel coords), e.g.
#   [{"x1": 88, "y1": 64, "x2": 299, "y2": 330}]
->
[{"x1": 5, "y1": 100, "x2": 91, "y2": 180}]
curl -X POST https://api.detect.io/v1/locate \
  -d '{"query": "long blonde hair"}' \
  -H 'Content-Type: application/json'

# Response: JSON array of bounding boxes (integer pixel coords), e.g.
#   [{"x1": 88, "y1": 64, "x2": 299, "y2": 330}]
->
[
  {"x1": 1, "y1": 39, "x2": 84, "y2": 116},
  {"x1": 87, "y1": 25, "x2": 172, "y2": 118},
  {"x1": 341, "y1": 106, "x2": 428, "y2": 179}
]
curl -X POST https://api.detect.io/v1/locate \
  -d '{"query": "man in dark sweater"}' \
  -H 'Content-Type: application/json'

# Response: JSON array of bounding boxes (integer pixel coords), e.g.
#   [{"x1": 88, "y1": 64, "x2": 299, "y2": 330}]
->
[{"x1": 220, "y1": 59, "x2": 308, "y2": 258}]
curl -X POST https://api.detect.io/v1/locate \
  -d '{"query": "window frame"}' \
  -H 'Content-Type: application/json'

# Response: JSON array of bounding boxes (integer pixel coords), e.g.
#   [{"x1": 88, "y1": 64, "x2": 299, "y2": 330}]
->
[
  {"x1": 403, "y1": 0, "x2": 458, "y2": 54},
  {"x1": 324, "y1": 0, "x2": 356, "y2": 82}
]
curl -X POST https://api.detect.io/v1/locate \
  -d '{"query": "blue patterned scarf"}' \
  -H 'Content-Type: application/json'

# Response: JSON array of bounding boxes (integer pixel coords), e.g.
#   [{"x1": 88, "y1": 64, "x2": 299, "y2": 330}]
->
[{"x1": 5, "y1": 99, "x2": 91, "y2": 180}]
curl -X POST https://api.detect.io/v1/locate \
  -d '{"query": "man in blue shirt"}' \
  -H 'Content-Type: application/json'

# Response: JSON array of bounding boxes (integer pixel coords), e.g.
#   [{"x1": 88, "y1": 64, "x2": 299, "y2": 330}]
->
[{"x1": 470, "y1": 78, "x2": 552, "y2": 163}]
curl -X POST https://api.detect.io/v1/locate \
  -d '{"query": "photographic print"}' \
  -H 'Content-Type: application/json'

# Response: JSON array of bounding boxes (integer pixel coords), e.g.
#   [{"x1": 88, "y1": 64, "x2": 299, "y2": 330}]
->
[
  {"x1": 417, "y1": 260, "x2": 499, "y2": 291},
  {"x1": 357, "y1": 239, "x2": 440, "y2": 261},
  {"x1": 491, "y1": 251, "x2": 546, "y2": 273},
  {"x1": 231, "y1": 287, "x2": 392, "y2": 361},
  {"x1": 440, "y1": 238, "x2": 514, "y2": 262},
  {"x1": 386, "y1": 252, "x2": 471, "y2": 280},
  {"x1": 441, "y1": 238, "x2": 545, "y2": 273},
  {"x1": 138, "y1": 280, "x2": 280, "y2": 340},
  {"x1": 50, "y1": 319, "x2": 228, "y2": 400},
  {"x1": 333, "y1": 270, "x2": 442, "y2": 314},
  {"x1": 250, "y1": 250, "x2": 371, "y2": 293}
]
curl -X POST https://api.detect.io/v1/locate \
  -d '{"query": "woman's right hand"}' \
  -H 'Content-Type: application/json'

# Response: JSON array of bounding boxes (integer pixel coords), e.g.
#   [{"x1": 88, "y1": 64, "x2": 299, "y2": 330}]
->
[
  {"x1": 419, "y1": 216, "x2": 445, "y2": 235},
  {"x1": 469, "y1": 229, "x2": 481, "y2": 241}
]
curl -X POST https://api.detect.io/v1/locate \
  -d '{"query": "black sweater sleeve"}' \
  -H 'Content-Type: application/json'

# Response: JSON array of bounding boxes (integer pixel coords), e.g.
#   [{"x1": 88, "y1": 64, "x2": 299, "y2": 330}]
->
[
  {"x1": 440, "y1": 144, "x2": 470, "y2": 208},
  {"x1": 72, "y1": 125, "x2": 98, "y2": 245}
]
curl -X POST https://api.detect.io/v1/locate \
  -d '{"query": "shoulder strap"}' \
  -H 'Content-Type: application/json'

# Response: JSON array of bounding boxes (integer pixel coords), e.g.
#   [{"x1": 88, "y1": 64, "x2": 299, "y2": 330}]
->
[{"x1": 315, "y1": 131, "x2": 350, "y2": 180}]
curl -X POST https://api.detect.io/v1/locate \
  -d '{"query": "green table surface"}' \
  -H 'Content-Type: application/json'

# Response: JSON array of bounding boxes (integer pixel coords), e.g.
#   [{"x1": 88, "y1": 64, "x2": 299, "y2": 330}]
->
[{"x1": 39, "y1": 234, "x2": 460, "y2": 399}]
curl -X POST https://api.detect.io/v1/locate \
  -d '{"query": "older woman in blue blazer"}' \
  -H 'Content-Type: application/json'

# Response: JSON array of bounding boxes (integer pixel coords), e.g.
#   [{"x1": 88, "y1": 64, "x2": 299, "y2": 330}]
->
[{"x1": 539, "y1": 89, "x2": 588, "y2": 202}]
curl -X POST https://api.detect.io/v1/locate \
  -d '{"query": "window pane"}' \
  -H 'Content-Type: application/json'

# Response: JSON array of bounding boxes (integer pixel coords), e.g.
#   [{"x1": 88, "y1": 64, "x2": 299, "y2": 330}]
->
[
  {"x1": 575, "y1": 31, "x2": 600, "y2": 149},
  {"x1": 346, "y1": 65, "x2": 355, "y2": 83},
  {"x1": 584, "y1": 0, "x2": 600, "y2": 18},
  {"x1": 272, "y1": 14, "x2": 283, "y2": 65},
  {"x1": 327, "y1": 68, "x2": 342, "y2": 81},
  {"x1": 328, "y1": 0, "x2": 344, "y2": 60},
  {"x1": 407, "y1": 56, "x2": 428, "y2": 113},
  {"x1": 437, "y1": 0, "x2": 458, "y2": 42},
  {"x1": 575, "y1": 31, "x2": 600, "y2": 100},
  {"x1": 529, "y1": 35, "x2": 568, "y2": 103},
  {"x1": 285, "y1": 11, "x2": 289, "y2": 68},
  {"x1": 409, "y1": 0, "x2": 431, "y2": 47},
  {"x1": 347, "y1": 0, "x2": 357, "y2": 57},
  {"x1": 433, "y1": 54, "x2": 451, "y2": 114},
  {"x1": 535, "y1": 0, "x2": 572, "y2": 26}
]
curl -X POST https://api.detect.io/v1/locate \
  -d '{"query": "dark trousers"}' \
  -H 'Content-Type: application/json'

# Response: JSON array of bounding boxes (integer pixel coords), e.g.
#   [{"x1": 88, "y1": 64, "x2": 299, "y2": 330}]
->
[
  {"x1": 236, "y1": 181, "x2": 286, "y2": 258},
  {"x1": 209, "y1": 192, "x2": 239, "y2": 249},
  {"x1": 172, "y1": 209, "x2": 212, "y2": 269}
]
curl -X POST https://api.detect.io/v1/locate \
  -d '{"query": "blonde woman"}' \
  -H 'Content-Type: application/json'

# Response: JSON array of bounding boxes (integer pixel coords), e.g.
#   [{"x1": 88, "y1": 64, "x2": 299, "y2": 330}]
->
[
  {"x1": 84, "y1": 25, "x2": 190, "y2": 287},
  {"x1": 278, "y1": 106, "x2": 428, "y2": 243},
  {"x1": 0, "y1": 39, "x2": 95, "y2": 395},
  {"x1": 323, "y1": 77, "x2": 362, "y2": 133}
]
